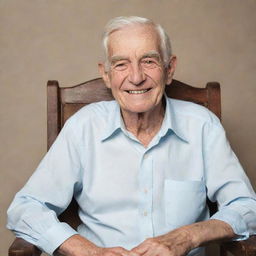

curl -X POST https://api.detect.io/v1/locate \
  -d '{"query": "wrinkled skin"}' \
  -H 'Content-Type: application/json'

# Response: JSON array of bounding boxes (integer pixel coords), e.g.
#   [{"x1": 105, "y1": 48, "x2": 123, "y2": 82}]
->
[{"x1": 59, "y1": 219, "x2": 235, "y2": 256}]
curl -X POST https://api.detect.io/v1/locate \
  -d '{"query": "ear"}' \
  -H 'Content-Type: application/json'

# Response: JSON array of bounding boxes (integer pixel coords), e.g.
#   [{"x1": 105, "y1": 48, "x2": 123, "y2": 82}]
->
[
  {"x1": 98, "y1": 62, "x2": 111, "y2": 88},
  {"x1": 166, "y1": 55, "x2": 177, "y2": 85}
]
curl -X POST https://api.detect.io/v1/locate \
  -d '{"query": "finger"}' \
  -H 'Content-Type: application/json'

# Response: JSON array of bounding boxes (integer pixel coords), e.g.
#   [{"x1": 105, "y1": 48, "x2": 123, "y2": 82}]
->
[
  {"x1": 127, "y1": 251, "x2": 141, "y2": 256},
  {"x1": 146, "y1": 246, "x2": 170, "y2": 256},
  {"x1": 109, "y1": 247, "x2": 131, "y2": 256},
  {"x1": 141, "y1": 246, "x2": 170, "y2": 256},
  {"x1": 132, "y1": 239, "x2": 170, "y2": 256},
  {"x1": 104, "y1": 252, "x2": 123, "y2": 256},
  {"x1": 131, "y1": 242, "x2": 149, "y2": 255}
]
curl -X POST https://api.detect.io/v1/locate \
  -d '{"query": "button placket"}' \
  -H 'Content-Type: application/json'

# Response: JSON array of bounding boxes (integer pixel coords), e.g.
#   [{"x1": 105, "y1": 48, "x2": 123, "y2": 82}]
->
[{"x1": 138, "y1": 152, "x2": 154, "y2": 238}]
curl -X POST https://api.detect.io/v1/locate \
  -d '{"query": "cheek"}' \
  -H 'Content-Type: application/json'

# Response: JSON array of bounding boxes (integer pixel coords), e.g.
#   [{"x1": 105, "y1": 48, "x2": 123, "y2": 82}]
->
[
  {"x1": 145, "y1": 68, "x2": 166, "y2": 84},
  {"x1": 110, "y1": 72, "x2": 129, "y2": 90}
]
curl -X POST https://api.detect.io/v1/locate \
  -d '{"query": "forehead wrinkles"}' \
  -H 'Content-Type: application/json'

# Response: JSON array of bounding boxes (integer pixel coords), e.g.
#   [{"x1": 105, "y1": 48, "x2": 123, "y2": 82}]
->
[{"x1": 107, "y1": 24, "x2": 162, "y2": 59}]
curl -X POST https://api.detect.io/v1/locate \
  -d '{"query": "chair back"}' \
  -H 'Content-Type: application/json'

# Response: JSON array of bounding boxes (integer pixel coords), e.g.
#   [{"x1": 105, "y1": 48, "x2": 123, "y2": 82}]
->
[{"x1": 47, "y1": 78, "x2": 221, "y2": 228}]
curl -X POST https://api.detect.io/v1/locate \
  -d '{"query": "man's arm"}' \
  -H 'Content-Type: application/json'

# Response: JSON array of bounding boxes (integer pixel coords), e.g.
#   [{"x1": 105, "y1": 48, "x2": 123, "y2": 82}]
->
[
  {"x1": 58, "y1": 234, "x2": 132, "y2": 256},
  {"x1": 7, "y1": 118, "x2": 83, "y2": 255},
  {"x1": 132, "y1": 117, "x2": 256, "y2": 256},
  {"x1": 132, "y1": 219, "x2": 235, "y2": 256}
]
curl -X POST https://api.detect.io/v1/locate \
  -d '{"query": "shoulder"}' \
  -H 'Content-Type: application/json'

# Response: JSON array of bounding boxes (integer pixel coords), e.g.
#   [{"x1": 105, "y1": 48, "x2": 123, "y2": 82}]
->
[
  {"x1": 61, "y1": 100, "x2": 118, "y2": 135},
  {"x1": 68, "y1": 100, "x2": 117, "y2": 122},
  {"x1": 167, "y1": 97, "x2": 220, "y2": 126}
]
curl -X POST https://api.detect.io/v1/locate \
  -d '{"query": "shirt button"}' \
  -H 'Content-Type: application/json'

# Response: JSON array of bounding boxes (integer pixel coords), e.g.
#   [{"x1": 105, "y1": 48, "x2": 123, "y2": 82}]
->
[
  {"x1": 143, "y1": 211, "x2": 148, "y2": 216},
  {"x1": 144, "y1": 154, "x2": 148, "y2": 159}
]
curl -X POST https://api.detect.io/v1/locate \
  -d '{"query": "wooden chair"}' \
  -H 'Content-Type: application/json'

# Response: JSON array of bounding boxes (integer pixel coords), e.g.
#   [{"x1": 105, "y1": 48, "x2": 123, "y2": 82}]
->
[{"x1": 9, "y1": 78, "x2": 256, "y2": 256}]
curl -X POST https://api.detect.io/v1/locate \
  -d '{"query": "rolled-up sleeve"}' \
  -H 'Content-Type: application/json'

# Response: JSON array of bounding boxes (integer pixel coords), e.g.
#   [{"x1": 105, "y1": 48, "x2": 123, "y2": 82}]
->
[
  {"x1": 204, "y1": 120, "x2": 256, "y2": 239},
  {"x1": 7, "y1": 117, "x2": 82, "y2": 254}
]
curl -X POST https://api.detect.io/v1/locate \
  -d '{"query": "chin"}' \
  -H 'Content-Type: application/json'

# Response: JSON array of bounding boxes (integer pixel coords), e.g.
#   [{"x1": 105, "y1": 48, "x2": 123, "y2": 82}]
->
[{"x1": 124, "y1": 104, "x2": 156, "y2": 114}]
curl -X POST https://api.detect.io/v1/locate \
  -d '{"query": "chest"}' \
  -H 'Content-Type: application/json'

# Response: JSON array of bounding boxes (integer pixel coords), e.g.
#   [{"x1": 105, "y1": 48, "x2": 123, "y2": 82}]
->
[{"x1": 78, "y1": 132, "x2": 205, "y2": 209}]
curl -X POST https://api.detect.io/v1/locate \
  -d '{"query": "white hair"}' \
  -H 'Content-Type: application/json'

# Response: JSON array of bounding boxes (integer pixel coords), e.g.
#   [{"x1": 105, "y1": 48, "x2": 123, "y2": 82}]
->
[{"x1": 102, "y1": 16, "x2": 172, "y2": 69}]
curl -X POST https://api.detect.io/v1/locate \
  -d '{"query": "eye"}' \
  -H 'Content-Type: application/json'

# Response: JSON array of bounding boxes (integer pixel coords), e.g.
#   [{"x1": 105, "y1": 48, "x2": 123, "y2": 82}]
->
[
  {"x1": 141, "y1": 58, "x2": 158, "y2": 68},
  {"x1": 112, "y1": 61, "x2": 128, "y2": 71}
]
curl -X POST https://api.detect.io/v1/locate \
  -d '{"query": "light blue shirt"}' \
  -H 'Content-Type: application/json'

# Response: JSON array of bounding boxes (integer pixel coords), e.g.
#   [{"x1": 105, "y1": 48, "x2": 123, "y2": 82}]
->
[{"x1": 7, "y1": 96, "x2": 256, "y2": 256}]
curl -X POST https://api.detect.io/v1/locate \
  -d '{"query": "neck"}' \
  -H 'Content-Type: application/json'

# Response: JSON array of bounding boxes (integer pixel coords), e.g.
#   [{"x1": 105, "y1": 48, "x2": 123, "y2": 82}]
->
[{"x1": 121, "y1": 98, "x2": 166, "y2": 147}]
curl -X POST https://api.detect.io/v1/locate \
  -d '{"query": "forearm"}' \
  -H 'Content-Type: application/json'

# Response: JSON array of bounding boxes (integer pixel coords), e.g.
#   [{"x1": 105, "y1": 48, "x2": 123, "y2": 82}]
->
[
  {"x1": 58, "y1": 234, "x2": 100, "y2": 256},
  {"x1": 131, "y1": 219, "x2": 236, "y2": 256},
  {"x1": 187, "y1": 219, "x2": 236, "y2": 247},
  {"x1": 159, "y1": 219, "x2": 236, "y2": 250},
  {"x1": 58, "y1": 234, "x2": 131, "y2": 256}
]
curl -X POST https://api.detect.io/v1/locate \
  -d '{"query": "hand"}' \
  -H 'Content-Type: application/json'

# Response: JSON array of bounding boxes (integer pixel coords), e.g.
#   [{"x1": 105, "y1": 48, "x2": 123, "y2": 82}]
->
[
  {"x1": 58, "y1": 234, "x2": 133, "y2": 256},
  {"x1": 131, "y1": 219, "x2": 236, "y2": 256},
  {"x1": 131, "y1": 228, "x2": 193, "y2": 256},
  {"x1": 96, "y1": 247, "x2": 135, "y2": 256}
]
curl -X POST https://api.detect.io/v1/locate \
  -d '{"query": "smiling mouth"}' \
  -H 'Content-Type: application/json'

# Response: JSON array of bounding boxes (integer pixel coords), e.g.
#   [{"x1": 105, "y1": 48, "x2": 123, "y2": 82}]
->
[{"x1": 126, "y1": 88, "x2": 151, "y2": 94}]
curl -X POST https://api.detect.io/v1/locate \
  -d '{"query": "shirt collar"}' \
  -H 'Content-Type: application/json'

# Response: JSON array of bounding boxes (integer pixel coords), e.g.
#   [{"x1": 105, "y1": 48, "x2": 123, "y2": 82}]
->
[
  {"x1": 101, "y1": 95, "x2": 189, "y2": 143},
  {"x1": 101, "y1": 102, "x2": 123, "y2": 141},
  {"x1": 158, "y1": 94, "x2": 189, "y2": 143}
]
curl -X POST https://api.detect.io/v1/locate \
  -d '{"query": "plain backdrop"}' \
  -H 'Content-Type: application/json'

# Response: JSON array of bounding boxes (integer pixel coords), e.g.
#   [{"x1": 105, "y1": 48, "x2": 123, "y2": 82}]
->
[{"x1": 1, "y1": 1, "x2": 255, "y2": 255}]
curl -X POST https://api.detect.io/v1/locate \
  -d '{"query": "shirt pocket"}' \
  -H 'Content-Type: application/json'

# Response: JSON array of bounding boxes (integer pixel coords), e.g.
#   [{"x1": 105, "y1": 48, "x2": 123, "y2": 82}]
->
[{"x1": 164, "y1": 179, "x2": 206, "y2": 228}]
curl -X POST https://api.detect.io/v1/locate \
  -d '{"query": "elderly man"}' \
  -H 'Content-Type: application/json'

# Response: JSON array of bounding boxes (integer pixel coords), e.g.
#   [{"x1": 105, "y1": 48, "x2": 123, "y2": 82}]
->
[{"x1": 7, "y1": 16, "x2": 256, "y2": 256}]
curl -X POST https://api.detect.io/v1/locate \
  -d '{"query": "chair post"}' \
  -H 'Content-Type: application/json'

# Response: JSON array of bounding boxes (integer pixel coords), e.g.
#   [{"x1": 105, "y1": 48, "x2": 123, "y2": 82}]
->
[
  {"x1": 206, "y1": 82, "x2": 221, "y2": 120},
  {"x1": 9, "y1": 238, "x2": 41, "y2": 256},
  {"x1": 220, "y1": 244, "x2": 228, "y2": 256},
  {"x1": 47, "y1": 80, "x2": 61, "y2": 150}
]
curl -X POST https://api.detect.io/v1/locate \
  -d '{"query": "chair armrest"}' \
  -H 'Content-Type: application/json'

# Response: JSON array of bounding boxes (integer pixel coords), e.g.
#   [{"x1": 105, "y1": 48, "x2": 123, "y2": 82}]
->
[
  {"x1": 220, "y1": 235, "x2": 256, "y2": 256},
  {"x1": 9, "y1": 238, "x2": 41, "y2": 256}
]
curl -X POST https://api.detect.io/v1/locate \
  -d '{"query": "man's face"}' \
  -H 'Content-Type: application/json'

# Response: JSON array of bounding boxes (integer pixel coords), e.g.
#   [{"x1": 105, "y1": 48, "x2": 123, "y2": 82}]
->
[{"x1": 99, "y1": 24, "x2": 176, "y2": 115}]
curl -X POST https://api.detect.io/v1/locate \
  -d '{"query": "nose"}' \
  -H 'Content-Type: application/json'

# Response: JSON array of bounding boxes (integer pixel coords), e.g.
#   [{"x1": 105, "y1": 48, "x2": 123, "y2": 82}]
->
[{"x1": 128, "y1": 64, "x2": 146, "y2": 85}]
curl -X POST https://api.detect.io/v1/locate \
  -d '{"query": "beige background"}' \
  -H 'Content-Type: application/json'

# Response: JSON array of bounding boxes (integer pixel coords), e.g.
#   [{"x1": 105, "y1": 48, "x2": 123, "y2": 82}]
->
[{"x1": 1, "y1": 0, "x2": 255, "y2": 255}]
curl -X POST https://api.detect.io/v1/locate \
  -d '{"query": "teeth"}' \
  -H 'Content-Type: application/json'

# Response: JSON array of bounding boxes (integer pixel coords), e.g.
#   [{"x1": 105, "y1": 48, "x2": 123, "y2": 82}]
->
[{"x1": 128, "y1": 89, "x2": 148, "y2": 94}]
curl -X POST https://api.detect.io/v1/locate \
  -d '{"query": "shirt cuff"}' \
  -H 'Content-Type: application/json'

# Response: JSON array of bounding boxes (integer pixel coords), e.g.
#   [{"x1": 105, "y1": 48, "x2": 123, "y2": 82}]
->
[
  {"x1": 37, "y1": 222, "x2": 78, "y2": 255},
  {"x1": 210, "y1": 207, "x2": 249, "y2": 240}
]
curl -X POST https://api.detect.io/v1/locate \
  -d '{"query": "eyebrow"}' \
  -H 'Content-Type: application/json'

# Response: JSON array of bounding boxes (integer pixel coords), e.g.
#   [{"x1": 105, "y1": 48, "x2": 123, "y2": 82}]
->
[
  {"x1": 141, "y1": 51, "x2": 161, "y2": 61},
  {"x1": 110, "y1": 51, "x2": 161, "y2": 64},
  {"x1": 110, "y1": 55, "x2": 128, "y2": 64}
]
